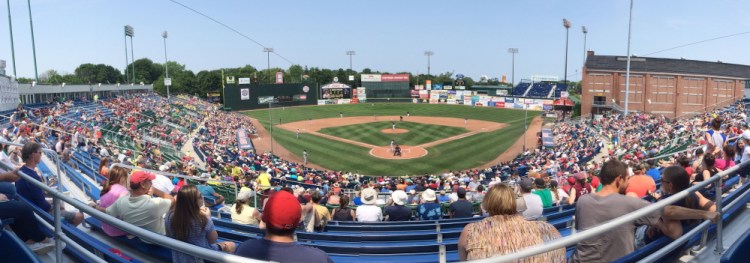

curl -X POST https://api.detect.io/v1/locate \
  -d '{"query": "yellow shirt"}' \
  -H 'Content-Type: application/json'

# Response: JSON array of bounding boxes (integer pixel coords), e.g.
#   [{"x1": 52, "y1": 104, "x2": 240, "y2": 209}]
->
[
  {"x1": 257, "y1": 172, "x2": 271, "y2": 190},
  {"x1": 314, "y1": 204, "x2": 331, "y2": 225},
  {"x1": 231, "y1": 167, "x2": 243, "y2": 177}
]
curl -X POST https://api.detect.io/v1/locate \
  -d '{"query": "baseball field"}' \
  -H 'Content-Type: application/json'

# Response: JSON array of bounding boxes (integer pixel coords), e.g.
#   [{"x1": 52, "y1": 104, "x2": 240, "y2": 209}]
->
[{"x1": 244, "y1": 103, "x2": 540, "y2": 176}]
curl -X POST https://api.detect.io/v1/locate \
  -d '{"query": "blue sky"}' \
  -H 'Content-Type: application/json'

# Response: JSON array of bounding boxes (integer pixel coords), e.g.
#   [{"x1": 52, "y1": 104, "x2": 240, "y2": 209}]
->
[{"x1": 1, "y1": 0, "x2": 749, "y2": 83}]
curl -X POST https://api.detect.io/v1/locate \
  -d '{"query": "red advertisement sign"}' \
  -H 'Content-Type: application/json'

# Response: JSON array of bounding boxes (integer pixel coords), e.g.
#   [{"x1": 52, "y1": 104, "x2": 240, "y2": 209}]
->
[
  {"x1": 381, "y1": 74, "x2": 410, "y2": 82},
  {"x1": 495, "y1": 101, "x2": 505, "y2": 108}
]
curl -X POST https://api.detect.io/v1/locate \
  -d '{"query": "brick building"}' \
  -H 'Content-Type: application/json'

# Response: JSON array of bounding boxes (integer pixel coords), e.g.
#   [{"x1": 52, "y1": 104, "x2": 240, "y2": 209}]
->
[{"x1": 582, "y1": 51, "x2": 750, "y2": 118}]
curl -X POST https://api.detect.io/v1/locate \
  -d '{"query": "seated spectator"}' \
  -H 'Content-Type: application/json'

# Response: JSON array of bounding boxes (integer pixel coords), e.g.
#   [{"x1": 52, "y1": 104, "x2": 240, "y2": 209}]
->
[
  {"x1": 326, "y1": 191, "x2": 340, "y2": 206},
  {"x1": 449, "y1": 188, "x2": 474, "y2": 218},
  {"x1": 356, "y1": 188, "x2": 383, "y2": 222},
  {"x1": 532, "y1": 179, "x2": 553, "y2": 208},
  {"x1": 549, "y1": 181, "x2": 569, "y2": 206},
  {"x1": 517, "y1": 178, "x2": 543, "y2": 220},
  {"x1": 638, "y1": 166, "x2": 719, "y2": 247},
  {"x1": 470, "y1": 185, "x2": 485, "y2": 203},
  {"x1": 437, "y1": 190, "x2": 450, "y2": 203},
  {"x1": 715, "y1": 144, "x2": 735, "y2": 170},
  {"x1": 91, "y1": 171, "x2": 174, "y2": 260},
  {"x1": 457, "y1": 184, "x2": 565, "y2": 261},
  {"x1": 567, "y1": 172, "x2": 594, "y2": 205},
  {"x1": 165, "y1": 185, "x2": 236, "y2": 262},
  {"x1": 0, "y1": 169, "x2": 56, "y2": 254},
  {"x1": 96, "y1": 166, "x2": 130, "y2": 237},
  {"x1": 98, "y1": 158, "x2": 110, "y2": 179},
  {"x1": 16, "y1": 142, "x2": 83, "y2": 226},
  {"x1": 332, "y1": 195, "x2": 355, "y2": 221},
  {"x1": 625, "y1": 162, "x2": 656, "y2": 198},
  {"x1": 235, "y1": 191, "x2": 332, "y2": 262},
  {"x1": 231, "y1": 188, "x2": 260, "y2": 225},
  {"x1": 384, "y1": 190, "x2": 411, "y2": 221},
  {"x1": 197, "y1": 179, "x2": 224, "y2": 208},
  {"x1": 407, "y1": 189, "x2": 420, "y2": 204},
  {"x1": 417, "y1": 189, "x2": 442, "y2": 220}
]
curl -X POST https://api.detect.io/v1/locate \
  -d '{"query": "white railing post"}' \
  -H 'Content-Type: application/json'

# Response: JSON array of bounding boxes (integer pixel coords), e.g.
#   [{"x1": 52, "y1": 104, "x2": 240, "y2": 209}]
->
[{"x1": 714, "y1": 175, "x2": 724, "y2": 255}]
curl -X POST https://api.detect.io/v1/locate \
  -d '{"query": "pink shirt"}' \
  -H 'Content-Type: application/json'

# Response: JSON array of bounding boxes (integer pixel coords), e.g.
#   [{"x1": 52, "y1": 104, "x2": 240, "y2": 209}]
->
[
  {"x1": 715, "y1": 159, "x2": 735, "y2": 171},
  {"x1": 98, "y1": 184, "x2": 129, "y2": 237}
]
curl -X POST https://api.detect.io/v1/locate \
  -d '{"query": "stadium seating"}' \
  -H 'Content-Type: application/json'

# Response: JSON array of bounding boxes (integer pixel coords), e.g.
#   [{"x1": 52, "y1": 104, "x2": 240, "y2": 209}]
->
[
  {"x1": 0, "y1": 219, "x2": 42, "y2": 263},
  {"x1": 512, "y1": 82, "x2": 532, "y2": 96},
  {"x1": 526, "y1": 82, "x2": 554, "y2": 98},
  {"x1": 721, "y1": 228, "x2": 750, "y2": 263}
]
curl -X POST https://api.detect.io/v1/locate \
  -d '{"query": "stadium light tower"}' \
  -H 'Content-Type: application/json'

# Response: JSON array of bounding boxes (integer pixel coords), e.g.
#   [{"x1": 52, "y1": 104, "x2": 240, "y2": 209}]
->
[
  {"x1": 264, "y1": 47, "x2": 274, "y2": 83},
  {"x1": 27, "y1": 0, "x2": 38, "y2": 82},
  {"x1": 508, "y1": 48, "x2": 518, "y2": 85},
  {"x1": 624, "y1": 0, "x2": 634, "y2": 116},
  {"x1": 162, "y1": 31, "x2": 170, "y2": 99},
  {"x1": 6, "y1": 0, "x2": 17, "y2": 77},
  {"x1": 124, "y1": 25, "x2": 135, "y2": 84},
  {"x1": 424, "y1": 51, "x2": 434, "y2": 78},
  {"x1": 346, "y1": 50, "x2": 355, "y2": 71},
  {"x1": 563, "y1": 18, "x2": 571, "y2": 85},
  {"x1": 582, "y1": 26, "x2": 588, "y2": 66}
]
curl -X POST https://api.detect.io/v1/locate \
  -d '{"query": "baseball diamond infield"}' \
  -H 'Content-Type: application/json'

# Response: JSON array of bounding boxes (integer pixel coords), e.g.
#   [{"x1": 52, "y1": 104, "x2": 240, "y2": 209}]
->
[
  {"x1": 277, "y1": 116, "x2": 507, "y2": 160},
  {"x1": 244, "y1": 103, "x2": 542, "y2": 175}
]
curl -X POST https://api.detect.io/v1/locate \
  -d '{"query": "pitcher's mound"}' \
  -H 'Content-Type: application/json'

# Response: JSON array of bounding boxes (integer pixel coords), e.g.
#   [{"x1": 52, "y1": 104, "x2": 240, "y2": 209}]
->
[
  {"x1": 382, "y1": 128, "x2": 409, "y2": 134},
  {"x1": 370, "y1": 146, "x2": 428, "y2": 159}
]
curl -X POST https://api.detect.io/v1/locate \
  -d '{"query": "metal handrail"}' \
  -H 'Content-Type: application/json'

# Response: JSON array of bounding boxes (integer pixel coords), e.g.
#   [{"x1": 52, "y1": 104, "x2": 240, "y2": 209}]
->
[
  {"x1": 468, "y1": 160, "x2": 748, "y2": 262},
  {"x1": 643, "y1": 135, "x2": 740, "y2": 162},
  {"x1": 7, "y1": 161, "x2": 262, "y2": 262},
  {"x1": 111, "y1": 163, "x2": 239, "y2": 200},
  {"x1": 33, "y1": 214, "x2": 107, "y2": 263}
]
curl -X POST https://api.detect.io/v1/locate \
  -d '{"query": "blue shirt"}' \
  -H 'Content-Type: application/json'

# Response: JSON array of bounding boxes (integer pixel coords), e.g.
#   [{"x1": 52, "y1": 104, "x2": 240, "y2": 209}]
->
[
  {"x1": 646, "y1": 168, "x2": 661, "y2": 182},
  {"x1": 416, "y1": 202, "x2": 442, "y2": 220},
  {"x1": 235, "y1": 238, "x2": 332, "y2": 263},
  {"x1": 197, "y1": 185, "x2": 215, "y2": 199},
  {"x1": 16, "y1": 166, "x2": 51, "y2": 212}
]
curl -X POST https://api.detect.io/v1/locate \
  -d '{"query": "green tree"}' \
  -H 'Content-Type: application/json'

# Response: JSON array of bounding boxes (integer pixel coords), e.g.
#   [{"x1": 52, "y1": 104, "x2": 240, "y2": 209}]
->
[
  {"x1": 74, "y1": 63, "x2": 122, "y2": 84},
  {"x1": 125, "y1": 58, "x2": 163, "y2": 84},
  {"x1": 195, "y1": 70, "x2": 222, "y2": 97},
  {"x1": 287, "y1": 65, "x2": 304, "y2": 83},
  {"x1": 153, "y1": 61, "x2": 196, "y2": 96}
]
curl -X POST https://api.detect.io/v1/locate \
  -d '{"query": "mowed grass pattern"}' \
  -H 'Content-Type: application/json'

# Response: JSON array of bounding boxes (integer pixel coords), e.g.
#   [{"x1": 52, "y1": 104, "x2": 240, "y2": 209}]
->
[
  {"x1": 318, "y1": 121, "x2": 468, "y2": 146},
  {"x1": 245, "y1": 103, "x2": 537, "y2": 176}
]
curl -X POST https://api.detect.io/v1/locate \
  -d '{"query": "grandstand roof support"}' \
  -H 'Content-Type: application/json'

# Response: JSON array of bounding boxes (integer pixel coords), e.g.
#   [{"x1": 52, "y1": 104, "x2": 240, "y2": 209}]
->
[
  {"x1": 508, "y1": 48, "x2": 518, "y2": 85},
  {"x1": 563, "y1": 18, "x2": 571, "y2": 90}
]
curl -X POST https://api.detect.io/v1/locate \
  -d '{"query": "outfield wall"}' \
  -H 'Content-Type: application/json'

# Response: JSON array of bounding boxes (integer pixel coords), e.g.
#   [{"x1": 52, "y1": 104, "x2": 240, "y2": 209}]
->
[
  {"x1": 223, "y1": 82, "x2": 318, "y2": 111},
  {"x1": 318, "y1": 89, "x2": 553, "y2": 111}
]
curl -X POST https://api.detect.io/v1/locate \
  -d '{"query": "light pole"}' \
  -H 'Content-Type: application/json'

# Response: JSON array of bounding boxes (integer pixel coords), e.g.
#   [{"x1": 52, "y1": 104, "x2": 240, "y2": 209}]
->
[
  {"x1": 563, "y1": 18, "x2": 571, "y2": 85},
  {"x1": 162, "y1": 31, "x2": 170, "y2": 99},
  {"x1": 424, "y1": 51, "x2": 434, "y2": 78},
  {"x1": 582, "y1": 26, "x2": 588, "y2": 66},
  {"x1": 268, "y1": 101, "x2": 274, "y2": 154},
  {"x1": 508, "y1": 48, "x2": 518, "y2": 85},
  {"x1": 6, "y1": 0, "x2": 16, "y2": 77},
  {"x1": 346, "y1": 51, "x2": 355, "y2": 71},
  {"x1": 523, "y1": 100, "x2": 529, "y2": 152},
  {"x1": 624, "y1": 0, "x2": 634, "y2": 116},
  {"x1": 27, "y1": 0, "x2": 38, "y2": 82},
  {"x1": 263, "y1": 47, "x2": 274, "y2": 83},
  {"x1": 124, "y1": 25, "x2": 135, "y2": 84}
]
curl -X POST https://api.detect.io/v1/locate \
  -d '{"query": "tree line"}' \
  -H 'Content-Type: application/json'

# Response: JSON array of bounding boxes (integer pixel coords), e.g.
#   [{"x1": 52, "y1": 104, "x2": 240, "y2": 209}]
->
[{"x1": 17, "y1": 59, "x2": 516, "y2": 98}]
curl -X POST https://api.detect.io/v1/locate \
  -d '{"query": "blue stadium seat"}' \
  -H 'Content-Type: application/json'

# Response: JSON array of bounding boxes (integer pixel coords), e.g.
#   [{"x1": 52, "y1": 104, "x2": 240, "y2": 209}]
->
[
  {"x1": 721, "y1": 227, "x2": 750, "y2": 263},
  {"x1": 0, "y1": 219, "x2": 42, "y2": 263}
]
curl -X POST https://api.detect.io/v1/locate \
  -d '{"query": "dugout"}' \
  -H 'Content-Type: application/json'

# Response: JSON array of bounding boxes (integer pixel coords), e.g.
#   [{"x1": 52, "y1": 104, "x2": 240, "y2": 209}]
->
[{"x1": 223, "y1": 82, "x2": 317, "y2": 111}]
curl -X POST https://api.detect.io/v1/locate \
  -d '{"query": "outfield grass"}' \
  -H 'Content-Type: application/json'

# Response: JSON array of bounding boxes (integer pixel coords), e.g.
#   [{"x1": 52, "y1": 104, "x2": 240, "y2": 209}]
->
[
  {"x1": 318, "y1": 121, "x2": 468, "y2": 146},
  {"x1": 245, "y1": 103, "x2": 538, "y2": 176}
]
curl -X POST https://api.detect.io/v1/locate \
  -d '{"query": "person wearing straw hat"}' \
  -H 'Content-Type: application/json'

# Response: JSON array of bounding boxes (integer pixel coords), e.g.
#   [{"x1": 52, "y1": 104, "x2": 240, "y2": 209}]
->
[
  {"x1": 384, "y1": 190, "x2": 411, "y2": 221},
  {"x1": 355, "y1": 187, "x2": 382, "y2": 222},
  {"x1": 416, "y1": 189, "x2": 442, "y2": 220}
]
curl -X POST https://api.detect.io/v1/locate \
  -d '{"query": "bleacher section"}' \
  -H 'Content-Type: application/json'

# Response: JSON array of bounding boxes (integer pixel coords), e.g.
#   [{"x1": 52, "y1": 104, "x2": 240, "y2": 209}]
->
[{"x1": 510, "y1": 81, "x2": 568, "y2": 98}]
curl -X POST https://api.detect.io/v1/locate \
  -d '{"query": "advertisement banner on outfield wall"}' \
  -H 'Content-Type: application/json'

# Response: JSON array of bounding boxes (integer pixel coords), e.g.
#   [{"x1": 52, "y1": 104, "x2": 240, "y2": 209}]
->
[
  {"x1": 432, "y1": 84, "x2": 443, "y2": 90},
  {"x1": 495, "y1": 101, "x2": 505, "y2": 108},
  {"x1": 505, "y1": 97, "x2": 514, "y2": 103},
  {"x1": 426, "y1": 80, "x2": 432, "y2": 90},
  {"x1": 381, "y1": 74, "x2": 409, "y2": 82},
  {"x1": 241, "y1": 88, "x2": 250, "y2": 100},
  {"x1": 361, "y1": 74, "x2": 382, "y2": 82},
  {"x1": 543, "y1": 104, "x2": 553, "y2": 110}
]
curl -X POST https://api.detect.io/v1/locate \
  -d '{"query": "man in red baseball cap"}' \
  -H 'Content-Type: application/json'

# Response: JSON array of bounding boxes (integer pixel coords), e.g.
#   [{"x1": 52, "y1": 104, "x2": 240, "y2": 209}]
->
[{"x1": 235, "y1": 190, "x2": 332, "y2": 262}]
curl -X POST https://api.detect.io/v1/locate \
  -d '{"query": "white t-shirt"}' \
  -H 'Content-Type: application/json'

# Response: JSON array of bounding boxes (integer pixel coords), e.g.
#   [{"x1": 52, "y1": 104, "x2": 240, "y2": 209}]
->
[
  {"x1": 742, "y1": 145, "x2": 750, "y2": 163},
  {"x1": 521, "y1": 193, "x2": 543, "y2": 220},
  {"x1": 356, "y1": 205, "x2": 383, "y2": 222},
  {"x1": 106, "y1": 195, "x2": 172, "y2": 235}
]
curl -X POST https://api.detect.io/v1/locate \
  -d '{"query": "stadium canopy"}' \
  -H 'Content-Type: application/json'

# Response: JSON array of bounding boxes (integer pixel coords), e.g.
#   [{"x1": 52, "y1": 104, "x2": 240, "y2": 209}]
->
[{"x1": 553, "y1": 98, "x2": 575, "y2": 107}]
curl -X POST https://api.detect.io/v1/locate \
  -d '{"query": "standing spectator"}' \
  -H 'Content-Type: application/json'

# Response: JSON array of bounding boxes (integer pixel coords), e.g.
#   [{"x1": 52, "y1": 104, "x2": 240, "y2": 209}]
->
[
  {"x1": 235, "y1": 191, "x2": 333, "y2": 262},
  {"x1": 517, "y1": 178, "x2": 543, "y2": 220},
  {"x1": 311, "y1": 191, "x2": 331, "y2": 231},
  {"x1": 570, "y1": 159, "x2": 661, "y2": 263},
  {"x1": 16, "y1": 142, "x2": 83, "y2": 226},
  {"x1": 449, "y1": 188, "x2": 474, "y2": 218},
  {"x1": 625, "y1": 162, "x2": 657, "y2": 198},
  {"x1": 457, "y1": 184, "x2": 565, "y2": 261},
  {"x1": 532, "y1": 178, "x2": 554, "y2": 208},
  {"x1": 96, "y1": 166, "x2": 130, "y2": 237},
  {"x1": 165, "y1": 185, "x2": 236, "y2": 262},
  {"x1": 231, "y1": 188, "x2": 260, "y2": 226},
  {"x1": 704, "y1": 117, "x2": 726, "y2": 155},
  {"x1": 416, "y1": 189, "x2": 442, "y2": 220},
  {"x1": 332, "y1": 195, "x2": 355, "y2": 221},
  {"x1": 356, "y1": 188, "x2": 382, "y2": 222},
  {"x1": 384, "y1": 190, "x2": 411, "y2": 221}
]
